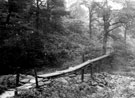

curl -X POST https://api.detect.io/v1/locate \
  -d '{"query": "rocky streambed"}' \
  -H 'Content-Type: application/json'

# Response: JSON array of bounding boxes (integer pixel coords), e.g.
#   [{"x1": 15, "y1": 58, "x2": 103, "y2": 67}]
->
[{"x1": 1, "y1": 72, "x2": 135, "y2": 98}]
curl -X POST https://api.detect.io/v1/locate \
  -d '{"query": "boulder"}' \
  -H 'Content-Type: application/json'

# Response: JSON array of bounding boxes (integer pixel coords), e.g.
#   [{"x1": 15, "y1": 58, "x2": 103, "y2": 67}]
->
[
  {"x1": 44, "y1": 81, "x2": 51, "y2": 85},
  {"x1": 20, "y1": 79, "x2": 30, "y2": 83},
  {"x1": 55, "y1": 77, "x2": 68, "y2": 84},
  {"x1": 17, "y1": 83, "x2": 33, "y2": 90},
  {"x1": 29, "y1": 78, "x2": 43, "y2": 83}
]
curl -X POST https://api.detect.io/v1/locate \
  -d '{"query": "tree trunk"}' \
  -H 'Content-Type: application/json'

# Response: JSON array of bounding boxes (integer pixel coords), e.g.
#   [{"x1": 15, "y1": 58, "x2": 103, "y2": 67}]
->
[
  {"x1": 103, "y1": 15, "x2": 109, "y2": 55},
  {"x1": 124, "y1": 27, "x2": 127, "y2": 50},
  {"x1": 124, "y1": 26, "x2": 128, "y2": 62},
  {"x1": 6, "y1": 13, "x2": 11, "y2": 24},
  {"x1": 89, "y1": 8, "x2": 92, "y2": 39},
  {"x1": 46, "y1": 0, "x2": 51, "y2": 22},
  {"x1": 36, "y1": 0, "x2": 39, "y2": 31},
  {"x1": 6, "y1": 0, "x2": 12, "y2": 23},
  {"x1": 103, "y1": 32, "x2": 108, "y2": 55}
]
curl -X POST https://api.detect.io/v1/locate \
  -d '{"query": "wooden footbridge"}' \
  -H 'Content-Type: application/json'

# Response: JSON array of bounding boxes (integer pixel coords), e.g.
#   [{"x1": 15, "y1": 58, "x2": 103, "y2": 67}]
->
[
  {"x1": 33, "y1": 52, "x2": 113, "y2": 88},
  {"x1": 14, "y1": 51, "x2": 113, "y2": 95}
]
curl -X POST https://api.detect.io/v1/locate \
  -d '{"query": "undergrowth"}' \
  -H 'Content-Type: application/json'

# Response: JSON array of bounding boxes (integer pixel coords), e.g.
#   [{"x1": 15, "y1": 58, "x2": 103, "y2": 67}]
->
[{"x1": 0, "y1": 75, "x2": 16, "y2": 94}]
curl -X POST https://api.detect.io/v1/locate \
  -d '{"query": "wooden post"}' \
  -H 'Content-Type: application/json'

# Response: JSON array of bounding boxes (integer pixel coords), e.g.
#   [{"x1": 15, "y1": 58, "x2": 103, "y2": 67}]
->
[
  {"x1": 98, "y1": 61, "x2": 101, "y2": 72},
  {"x1": 34, "y1": 68, "x2": 39, "y2": 88},
  {"x1": 81, "y1": 54, "x2": 85, "y2": 82},
  {"x1": 90, "y1": 64, "x2": 93, "y2": 79},
  {"x1": 15, "y1": 69, "x2": 20, "y2": 95},
  {"x1": 109, "y1": 56, "x2": 113, "y2": 69},
  {"x1": 81, "y1": 69, "x2": 84, "y2": 82},
  {"x1": 16, "y1": 72, "x2": 20, "y2": 87}
]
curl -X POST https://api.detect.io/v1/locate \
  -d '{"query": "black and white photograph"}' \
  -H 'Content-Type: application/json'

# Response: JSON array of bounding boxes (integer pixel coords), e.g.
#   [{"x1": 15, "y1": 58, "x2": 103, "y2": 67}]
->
[{"x1": 0, "y1": 0, "x2": 135, "y2": 98}]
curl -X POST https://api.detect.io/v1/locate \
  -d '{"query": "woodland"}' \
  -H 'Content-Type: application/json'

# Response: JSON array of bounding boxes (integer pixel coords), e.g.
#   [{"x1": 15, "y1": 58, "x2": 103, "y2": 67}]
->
[{"x1": 1, "y1": 0, "x2": 135, "y2": 98}]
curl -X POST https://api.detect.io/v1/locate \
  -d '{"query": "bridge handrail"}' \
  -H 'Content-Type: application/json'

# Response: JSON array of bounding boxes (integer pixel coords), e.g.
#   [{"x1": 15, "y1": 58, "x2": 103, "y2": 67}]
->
[{"x1": 37, "y1": 53, "x2": 111, "y2": 79}]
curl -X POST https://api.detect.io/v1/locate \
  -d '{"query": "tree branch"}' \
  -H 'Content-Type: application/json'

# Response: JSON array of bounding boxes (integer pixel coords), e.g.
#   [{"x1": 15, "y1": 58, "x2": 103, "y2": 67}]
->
[
  {"x1": 108, "y1": 25, "x2": 121, "y2": 33},
  {"x1": 111, "y1": 21, "x2": 122, "y2": 26}
]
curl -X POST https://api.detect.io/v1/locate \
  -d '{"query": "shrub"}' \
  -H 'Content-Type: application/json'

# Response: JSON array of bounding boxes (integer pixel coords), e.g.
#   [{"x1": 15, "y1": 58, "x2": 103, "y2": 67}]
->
[
  {"x1": 0, "y1": 75, "x2": 16, "y2": 89},
  {"x1": 0, "y1": 85, "x2": 7, "y2": 94},
  {"x1": 13, "y1": 89, "x2": 42, "y2": 98},
  {"x1": 13, "y1": 80, "x2": 97, "y2": 98}
]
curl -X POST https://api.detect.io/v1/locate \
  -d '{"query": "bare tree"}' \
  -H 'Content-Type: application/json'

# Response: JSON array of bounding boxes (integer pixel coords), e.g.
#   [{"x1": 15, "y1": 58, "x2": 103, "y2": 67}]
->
[
  {"x1": 118, "y1": 0, "x2": 135, "y2": 49},
  {"x1": 97, "y1": 0, "x2": 122, "y2": 54},
  {"x1": 82, "y1": 0, "x2": 99, "y2": 38}
]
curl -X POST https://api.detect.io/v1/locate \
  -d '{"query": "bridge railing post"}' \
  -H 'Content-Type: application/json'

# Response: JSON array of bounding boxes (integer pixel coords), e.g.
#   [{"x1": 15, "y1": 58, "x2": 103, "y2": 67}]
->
[
  {"x1": 34, "y1": 68, "x2": 39, "y2": 88},
  {"x1": 81, "y1": 54, "x2": 85, "y2": 82},
  {"x1": 90, "y1": 64, "x2": 93, "y2": 80},
  {"x1": 81, "y1": 69, "x2": 84, "y2": 82}
]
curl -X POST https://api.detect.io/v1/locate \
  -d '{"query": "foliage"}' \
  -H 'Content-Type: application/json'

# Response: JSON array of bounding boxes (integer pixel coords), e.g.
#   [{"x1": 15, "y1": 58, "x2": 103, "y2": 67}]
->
[
  {"x1": 13, "y1": 80, "x2": 97, "y2": 98},
  {"x1": 0, "y1": 0, "x2": 135, "y2": 80},
  {"x1": 0, "y1": 75, "x2": 17, "y2": 94},
  {"x1": 13, "y1": 89, "x2": 41, "y2": 98},
  {"x1": 0, "y1": 0, "x2": 70, "y2": 74},
  {"x1": 13, "y1": 72, "x2": 135, "y2": 98},
  {"x1": 0, "y1": 75, "x2": 16, "y2": 88},
  {"x1": 111, "y1": 38, "x2": 134, "y2": 70},
  {"x1": 0, "y1": 85, "x2": 7, "y2": 95}
]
